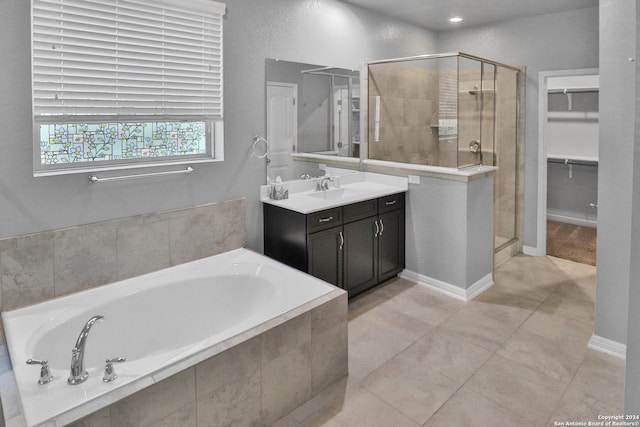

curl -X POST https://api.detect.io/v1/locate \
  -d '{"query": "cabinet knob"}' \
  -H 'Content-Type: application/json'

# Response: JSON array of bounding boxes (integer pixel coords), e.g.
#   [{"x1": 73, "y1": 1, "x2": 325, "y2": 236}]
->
[
  {"x1": 385, "y1": 200, "x2": 397, "y2": 206},
  {"x1": 318, "y1": 216, "x2": 333, "y2": 223}
]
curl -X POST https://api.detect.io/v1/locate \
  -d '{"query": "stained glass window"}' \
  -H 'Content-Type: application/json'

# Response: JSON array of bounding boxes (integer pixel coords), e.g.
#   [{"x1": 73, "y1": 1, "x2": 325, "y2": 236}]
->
[
  {"x1": 31, "y1": 0, "x2": 225, "y2": 175},
  {"x1": 39, "y1": 122, "x2": 208, "y2": 166}
]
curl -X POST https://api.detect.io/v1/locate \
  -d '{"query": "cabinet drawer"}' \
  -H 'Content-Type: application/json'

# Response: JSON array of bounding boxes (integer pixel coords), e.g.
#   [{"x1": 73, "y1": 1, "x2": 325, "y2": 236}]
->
[
  {"x1": 307, "y1": 207, "x2": 343, "y2": 233},
  {"x1": 378, "y1": 193, "x2": 405, "y2": 213},
  {"x1": 343, "y1": 199, "x2": 378, "y2": 223}
]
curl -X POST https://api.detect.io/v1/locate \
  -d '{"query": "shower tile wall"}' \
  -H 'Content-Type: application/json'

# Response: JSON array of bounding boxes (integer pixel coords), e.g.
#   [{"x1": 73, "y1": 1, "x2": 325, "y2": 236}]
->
[
  {"x1": 368, "y1": 63, "x2": 440, "y2": 165},
  {"x1": 0, "y1": 199, "x2": 247, "y2": 313}
]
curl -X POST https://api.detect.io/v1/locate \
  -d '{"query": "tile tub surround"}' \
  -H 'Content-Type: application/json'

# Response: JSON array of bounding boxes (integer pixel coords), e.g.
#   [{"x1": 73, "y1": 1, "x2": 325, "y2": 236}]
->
[
  {"x1": 1, "y1": 289, "x2": 348, "y2": 427},
  {"x1": 0, "y1": 198, "x2": 247, "y2": 312}
]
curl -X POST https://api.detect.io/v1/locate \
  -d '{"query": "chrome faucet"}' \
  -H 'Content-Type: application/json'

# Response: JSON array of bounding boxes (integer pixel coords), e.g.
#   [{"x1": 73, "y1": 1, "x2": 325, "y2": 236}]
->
[
  {"x1": 68, "y1": 315, "x2": 104, "y2": 385},
  {"x1": 316, "y1": 175, "x2": 333, "y2": 191}
]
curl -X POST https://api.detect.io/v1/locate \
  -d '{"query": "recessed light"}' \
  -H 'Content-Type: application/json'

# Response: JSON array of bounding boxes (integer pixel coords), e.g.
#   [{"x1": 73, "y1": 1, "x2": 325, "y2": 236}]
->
[{"x1": 449, "y1": 16, "x2": 463, "y2": 23}]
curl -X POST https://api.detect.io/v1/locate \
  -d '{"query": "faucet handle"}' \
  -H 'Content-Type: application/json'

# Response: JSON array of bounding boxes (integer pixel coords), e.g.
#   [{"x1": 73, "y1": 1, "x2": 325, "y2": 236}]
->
[
  {"x1": 26, "y1": 358, "x2": 53, "y2": 385},
  {"x1": 103, "y1": 356, "x2": 126, "y2": 383}
]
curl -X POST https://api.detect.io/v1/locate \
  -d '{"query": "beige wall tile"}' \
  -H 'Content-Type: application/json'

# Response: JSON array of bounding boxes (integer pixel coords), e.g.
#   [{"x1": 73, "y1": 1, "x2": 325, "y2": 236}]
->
[
  {"x1": 2, "y1": 286, "x2": 55, "y2": 311},
  {"x1": 67, "y1": 408, "x2": 110, "y2": 427},
  {"x1": 311, "y1": 323, "x2": 347, "y2": 393},
  {"x1": 168, "y1": 205, "x2": 216, "y2": 266},
  {"x1": 1, "y1": 239, "x2": 53, "y2": 310},
  {"x1": 0, "y1": 200, "x2": 246, "y2": 311},
  {"x1": 311, "y1": 293, "x2": 347, "y2": 335},
  {"x1": 110, "y1": 368, "x2": 196, "y2": 427},
  {"x1": 262, "y1": 313, "x2": 310, "y2": 364},
  {"x1": 195, "y1": 336, "x2": 261, "y2": 398},
  {"x1": 261, "y1": 345, "x2": 312, "y2": 424},
  {"x1": 117, "y1": 220, "x2": 170, "y2": 280},
  {"x1": 196, "y1": 373, "x2": 261, "y2": 427},
  {"x1": 213, "y1": 199, "x2": 247, "y2": 254},
  {"x1": 147, "y1": 402, "x2": 196, "y2": 427},
  {"x1": 53, "y1": 225, "x2": 117, "y2": 296}
]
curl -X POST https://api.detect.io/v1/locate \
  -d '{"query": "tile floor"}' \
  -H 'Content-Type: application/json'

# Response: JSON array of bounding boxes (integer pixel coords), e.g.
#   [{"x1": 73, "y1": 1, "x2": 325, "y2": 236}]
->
[{"x1": 275, "y1": 255, "x2": 626, "y2": 427}]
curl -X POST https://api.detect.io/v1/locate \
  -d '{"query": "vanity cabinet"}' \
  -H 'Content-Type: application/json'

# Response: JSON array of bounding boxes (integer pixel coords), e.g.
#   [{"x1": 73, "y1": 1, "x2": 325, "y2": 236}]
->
[{"x1": 264, "y1": 193, "x2": 405, "y2": 297}]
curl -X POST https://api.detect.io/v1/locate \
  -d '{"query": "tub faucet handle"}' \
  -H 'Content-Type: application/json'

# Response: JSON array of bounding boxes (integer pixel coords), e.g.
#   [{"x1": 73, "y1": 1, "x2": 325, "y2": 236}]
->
[
  {"x1": 26, "y1": 358, "x2": 53, "y2": 385},
  {"x1": 103, "y1": 356, "x2": 126, "y2": 383}
]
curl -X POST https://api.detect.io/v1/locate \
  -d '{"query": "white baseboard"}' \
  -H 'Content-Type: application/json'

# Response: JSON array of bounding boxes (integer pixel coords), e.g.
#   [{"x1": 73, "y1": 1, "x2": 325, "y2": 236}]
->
[
  {"x1": 588, "y1": 334, "x2": 627, "y2": 359},
  {"x1": 399, "y1": 269, "x2": 493, "y2": 302},
  {"x1": 547, "y1": 213, "x2": 597, "y2": 228},
  {"x1": 523, "y1": 245, "x2": 542, "y2": 256}
]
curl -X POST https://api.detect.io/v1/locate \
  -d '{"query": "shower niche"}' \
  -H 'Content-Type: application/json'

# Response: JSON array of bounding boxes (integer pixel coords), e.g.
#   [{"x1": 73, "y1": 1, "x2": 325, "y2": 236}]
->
[{"x1": 367, "y1": 52, "x2": 519, "y2": 171}]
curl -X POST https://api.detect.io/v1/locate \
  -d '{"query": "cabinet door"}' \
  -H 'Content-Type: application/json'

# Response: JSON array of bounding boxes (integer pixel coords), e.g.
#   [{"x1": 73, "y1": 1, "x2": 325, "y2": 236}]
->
[
  {"x1": 378, "y1": 209, "x2": 405, "y2": 282},
  {"x1": 308, "y1": 227, "x2": 343, "y2": 287},
  {"x1": 343, "y1": 218, "x2": 378, "y2": 294}
]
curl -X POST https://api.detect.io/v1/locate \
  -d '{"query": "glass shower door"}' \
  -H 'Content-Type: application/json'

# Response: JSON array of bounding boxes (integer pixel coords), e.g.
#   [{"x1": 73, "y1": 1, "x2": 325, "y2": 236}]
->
[{"x1": 494, "y1": 66, "x2": 519, "y2": 250}]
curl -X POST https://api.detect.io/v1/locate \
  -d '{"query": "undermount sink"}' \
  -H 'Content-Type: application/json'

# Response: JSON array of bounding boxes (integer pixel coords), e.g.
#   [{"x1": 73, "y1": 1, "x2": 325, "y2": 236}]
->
[{"x1": 309, "y1": 188, "x2": 358, "y2": 200}]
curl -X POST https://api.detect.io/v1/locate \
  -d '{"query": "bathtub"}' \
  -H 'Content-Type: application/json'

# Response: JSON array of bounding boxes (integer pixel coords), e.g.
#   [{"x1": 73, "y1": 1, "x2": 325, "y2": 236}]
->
[{"x1": 1, "y1": 248, "x2": 346, "y2": 426}]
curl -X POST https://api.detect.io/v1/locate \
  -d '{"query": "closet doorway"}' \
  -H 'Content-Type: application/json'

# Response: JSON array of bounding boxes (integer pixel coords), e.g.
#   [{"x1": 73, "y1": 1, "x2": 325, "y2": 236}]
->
[{"x1": 537, "y1": 69, "x2": 599, "y2": 265}]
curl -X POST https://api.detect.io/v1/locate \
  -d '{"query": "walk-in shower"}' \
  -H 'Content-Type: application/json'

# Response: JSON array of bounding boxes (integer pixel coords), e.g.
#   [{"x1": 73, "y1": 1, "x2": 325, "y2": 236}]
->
[{"x1": 366, "y1": 52, "x2": 522, "y2": 257}]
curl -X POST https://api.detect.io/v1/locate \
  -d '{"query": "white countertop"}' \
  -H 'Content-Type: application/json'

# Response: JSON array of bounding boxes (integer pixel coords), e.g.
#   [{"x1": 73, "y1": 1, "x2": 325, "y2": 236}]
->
[{"x1": 260, "y1": 172, "x2": 408, "y2": 214}]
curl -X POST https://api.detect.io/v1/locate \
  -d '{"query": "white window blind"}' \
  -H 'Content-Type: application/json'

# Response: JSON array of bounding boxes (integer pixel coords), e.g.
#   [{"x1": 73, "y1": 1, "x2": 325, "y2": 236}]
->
[{"x1": 32, "y1": 0, "x2": 225, "y2": 119}]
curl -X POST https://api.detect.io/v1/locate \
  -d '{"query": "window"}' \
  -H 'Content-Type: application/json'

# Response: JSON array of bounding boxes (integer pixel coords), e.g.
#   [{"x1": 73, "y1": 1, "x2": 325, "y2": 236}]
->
[{"x1": 31, "y1": 0, "x2": 225, "y2": 176}]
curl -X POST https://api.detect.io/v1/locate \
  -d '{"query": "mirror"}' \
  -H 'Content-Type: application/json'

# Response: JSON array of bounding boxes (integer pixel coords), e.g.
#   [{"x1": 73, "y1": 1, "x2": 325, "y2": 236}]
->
[{"x1": 265, "y1": 59, "x2": 360, "y2": 183}]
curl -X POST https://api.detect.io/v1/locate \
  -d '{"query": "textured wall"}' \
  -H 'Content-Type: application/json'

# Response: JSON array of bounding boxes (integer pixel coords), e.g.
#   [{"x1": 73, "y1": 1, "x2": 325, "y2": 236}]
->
[
  {"x1": 625, "y1": 0, "x2": 640, "y2": 411},
  {"x1": 404, "y1": 174, "x2": 493, "y2": 289},
  {"x1": 0, "y1": 0, "x2": 438, "y2": 250},
  {"x1": 547, "y1": 162, "x2": 598, "y2": 225},
  {"x1": 594, "y1": 0, "x2": 637, "y2": 345}
]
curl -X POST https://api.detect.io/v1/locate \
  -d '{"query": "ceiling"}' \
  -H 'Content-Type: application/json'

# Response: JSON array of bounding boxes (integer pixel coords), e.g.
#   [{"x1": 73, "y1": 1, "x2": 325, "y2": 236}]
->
[{"x1": 340, "y1": 0, "x2": 598, "y2": 31}]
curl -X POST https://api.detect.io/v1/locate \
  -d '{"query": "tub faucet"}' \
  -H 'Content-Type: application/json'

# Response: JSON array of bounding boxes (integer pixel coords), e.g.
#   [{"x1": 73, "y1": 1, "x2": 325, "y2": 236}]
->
[{"x1": 68, "y1": 315, "x2": 104, "y2": 385}]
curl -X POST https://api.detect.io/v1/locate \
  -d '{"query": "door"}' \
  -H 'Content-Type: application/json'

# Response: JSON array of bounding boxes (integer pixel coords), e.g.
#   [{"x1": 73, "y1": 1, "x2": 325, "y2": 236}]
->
[
  {"x1": 378, "y1": 209, "x2": 405, "y2": 282},
  {"x1": 308, "y1": 227, "x2": 343, "y2": 287},
  {"x1": 267, "y1": 82, "x2": 297, "y2": 182},
  {"x1": 343, "y1": 218, "x2": 377, "y2": 293},
  {"x1": 333, "y1": 88, "x2": 349, "y2": 156}
]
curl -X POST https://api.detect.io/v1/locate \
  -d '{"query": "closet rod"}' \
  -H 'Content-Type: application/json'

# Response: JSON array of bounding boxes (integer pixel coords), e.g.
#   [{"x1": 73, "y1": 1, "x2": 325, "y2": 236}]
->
[{"x1": 547, "y1": 158, "x2": 598, "y2": 167}]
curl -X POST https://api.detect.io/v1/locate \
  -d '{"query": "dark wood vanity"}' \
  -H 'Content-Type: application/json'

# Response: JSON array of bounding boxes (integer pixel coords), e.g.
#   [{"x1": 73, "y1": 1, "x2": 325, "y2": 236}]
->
[{"x1": 264, "y1": 192, "x2": 405, "y2": 297}]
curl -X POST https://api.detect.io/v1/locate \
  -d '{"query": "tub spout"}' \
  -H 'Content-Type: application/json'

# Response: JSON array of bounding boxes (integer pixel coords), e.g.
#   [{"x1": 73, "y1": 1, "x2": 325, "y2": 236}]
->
[{"x1": 68, "y1": 315, "x2": 104, "y2": 385}]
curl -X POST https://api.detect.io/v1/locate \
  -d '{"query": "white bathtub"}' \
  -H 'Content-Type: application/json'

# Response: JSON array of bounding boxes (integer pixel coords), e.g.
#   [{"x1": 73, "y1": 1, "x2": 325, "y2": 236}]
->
[{"x1": 2, "y1": 248, "x2": 340, "y2": 426}]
